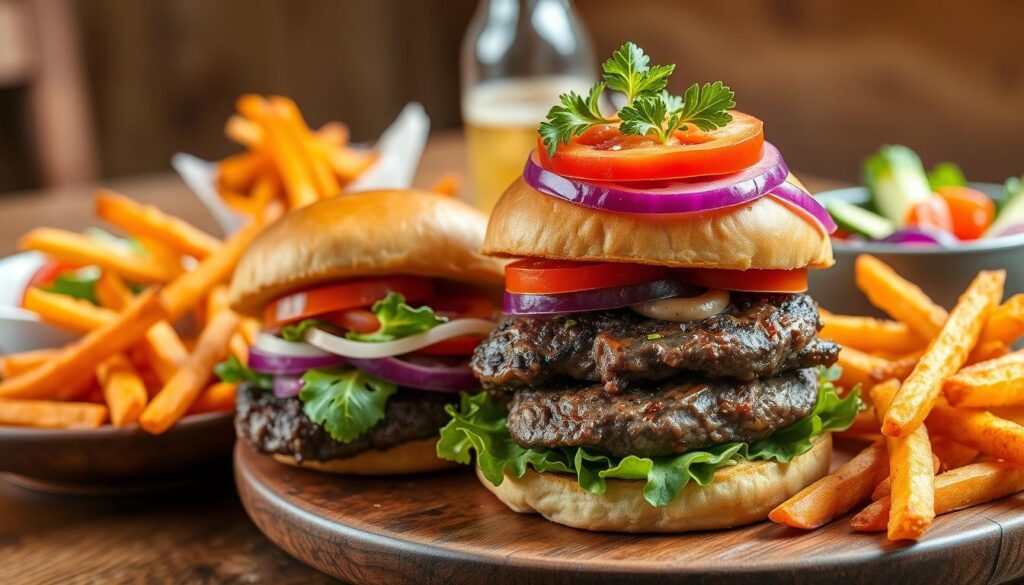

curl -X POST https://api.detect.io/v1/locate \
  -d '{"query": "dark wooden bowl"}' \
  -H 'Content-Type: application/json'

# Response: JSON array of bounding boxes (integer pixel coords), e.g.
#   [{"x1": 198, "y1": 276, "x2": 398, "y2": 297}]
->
[{"x1": 0, "y1": 412, "x2": 234, "y2": 493}]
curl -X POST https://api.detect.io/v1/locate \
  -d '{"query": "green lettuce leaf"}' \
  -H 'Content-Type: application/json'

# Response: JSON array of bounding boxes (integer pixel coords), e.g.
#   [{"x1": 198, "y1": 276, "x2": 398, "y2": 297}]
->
[
  {"x1": 300, "y1": 367, "x2": 397, "y2": 443},
  {"x1": 280, "y1": 319, "x2": 324, "y2": 342},
  {"x1": 346, "y1": 292, "x2": 447, "y2": 342},
  {"x1": 44, "y1": 270, "x2": 101, "y2": 305},
  {"x1": 214, "y1": 355, "x2": 273, "y2": 391},
  {"x1": 437, "y1": 366, "x2": 860, "y2": 507}
]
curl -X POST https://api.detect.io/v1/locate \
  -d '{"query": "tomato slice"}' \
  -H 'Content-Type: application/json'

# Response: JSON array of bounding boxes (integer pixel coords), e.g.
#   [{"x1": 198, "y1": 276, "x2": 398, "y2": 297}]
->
[
  {"x1": 905, "y1": 197, "x2": 954, "y2": 233},
  {"x1": 265, "y1": 276, "x2": 435, "y2": 328},
  {"x1": 935, "y1": 186, "x2": 995, "y2": 240},
  {"x1": 505, "y1": 258, "x2": 670, "y2": 295},
  {"x1": 536, "y1": 111, "x2": 764, "y2": 182},
  {"x1": 681, "y1": 268, "x2": 808, "y2": 293},
  {"x1": 322, "y1": 309, "x2": 380, "y2": 334},
  {"x1": 418, "y1": 336, "x2": 482, "y2": 356}
]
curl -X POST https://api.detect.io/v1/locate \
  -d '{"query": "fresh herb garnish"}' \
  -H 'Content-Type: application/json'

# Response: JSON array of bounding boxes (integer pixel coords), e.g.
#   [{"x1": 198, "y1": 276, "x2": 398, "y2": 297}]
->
[
  {"x1": 214, "y1": 355, "x2": 273, "y2": 390},
  {"x1": 300, "y1": 368, "x2": 397, "y2": 443},
  {"x1": 346, "y1": 292, "x2": 447, "y2": 343},
  {"x1": 538, "y1": 42, "x2": 736, "y2": 156},
  {"x1": 564, "y1": 319, "x2": 578, "y2": 328},
  {"x1": 646, "y1": 333, "x2": 663, "y2": 341}
]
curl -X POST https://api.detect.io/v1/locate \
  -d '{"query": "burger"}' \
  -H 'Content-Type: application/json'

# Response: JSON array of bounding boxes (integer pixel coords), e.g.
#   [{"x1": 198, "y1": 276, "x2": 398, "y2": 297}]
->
[
  {"x1": 224, "y1": 190, "x2": 505, "y2": 474},
  {"x1": 437, "y1": 43, "x2": 859, "y2": 531}
]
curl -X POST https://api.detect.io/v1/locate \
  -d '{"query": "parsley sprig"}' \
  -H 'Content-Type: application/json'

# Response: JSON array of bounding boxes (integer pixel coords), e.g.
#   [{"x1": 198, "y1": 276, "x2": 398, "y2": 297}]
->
[{"x1": 538, "y1": 42, "x2": 736, "y2": 156}]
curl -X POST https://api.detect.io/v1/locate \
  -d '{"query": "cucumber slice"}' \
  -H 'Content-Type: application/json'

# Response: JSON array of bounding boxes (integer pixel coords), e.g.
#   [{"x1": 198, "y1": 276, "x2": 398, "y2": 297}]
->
[
  {"x1": 863, "y1": 145, "x2": 932, "y2": 225},
  {"x1": 988, "y1": 177, "x2": 1024, "y2": 236},
  {"x1": 826, "y1": 199, "x2": 896, "y2": 240}
]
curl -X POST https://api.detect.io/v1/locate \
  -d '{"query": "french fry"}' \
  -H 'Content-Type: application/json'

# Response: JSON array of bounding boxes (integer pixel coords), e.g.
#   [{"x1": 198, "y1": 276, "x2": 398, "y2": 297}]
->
[
  {"x1": 96, "y1": 354, "x2": 148, "y2": 427},
  {"x1": 840, "y1": 409, "x2": 881, "y2": 438},
  {"x1": 820, "y1": 311, "x2": 927, "y2": 354},
  {"x1": 944, "y1": 350, "x2": 1024, "y2": 407},
  {"x1": 23, "y1": 288, "x2": 116, "y2": 333},
  {"x1": 836, "y1": 347, "x2": 892, "y2": 391},
  {"x1": 160, "y1": 213, "x2": 268, "y2": 322},
  {"x1": 0, "y1": 399, "x2": 107, "y2": 429},
  {"x1": 95, "y1": 191, "x2": 223, "y2": 259},
  {"x1": 0, "y1": 289, "x2": 167, "y2": 400},
  {"x1": 327, "y1": 146, "x2": 377, "y2": 182},
  {"x1": 852, "y1": 462, "x2": 1024, "y2": 532},
  {"x1": 19, "y1": 227, "x2": 180, "y2": 283},
  {"x1": 869, "y1": 351, "x2": 924, "y2": 385},
  {"x1": 929, "y1": 436, "x2": 979, "y2": 471},
  {"x1": 316, "y1": 121, "x2": 349, "y2": 147},
  {"x1": 977, "y1": 294, "x2": 1024, "y2": 347},
  {"x1": 768, "y1": 440, "x2": 888, "y2": 529},
  {"x1": 872, "y1": 379, "x2": 935, "y2": 541},
  {"x1": 854, "y1": 255, "x2": 948, "y2": 340},
  {"x1": 225, "y1": 114, "x2": 263, "y2": 146},
  {"x1": 139, "y1": 309, "x2": 241, "y2": 434},
  {"x1": 967, "y1": 340, "x2": 1010, "y2": 365},
  {"x1": 237, "y1": 95, "x2": 319, "y2": 208},
  {"x1": 882, "y1": 270, "x2": 1005, "y2": 437},
  {"x1": 217, "y1": 150, "x2": 271, "y2": 193},
  {"x1": 249, "y1": 176, "x2": 280, "y2": 210},
  {"x1": 870, "y1": 454, "x2": 940, "y2": 501},
  {"x1": 188, "y1": 382, "x2": 237, "y2": 414},
  {"x1": 0, "y1": 349, "x2": 58, "y2": 379},
  {"x1": 239, "y1": 318, "x2": 260, "y2": 346},
  {"x1": 429, "y1": 172, "x2": 461, "y2": 198},
  {"x1": 206, "y1": 284, "x2": 230, "y2": 316},
  {"x1": 927, "y1": 403, "x2": 1024, "y2": 465},
  {"x1": 271, "y1": 96, "x2": 341, "y2": 198}
]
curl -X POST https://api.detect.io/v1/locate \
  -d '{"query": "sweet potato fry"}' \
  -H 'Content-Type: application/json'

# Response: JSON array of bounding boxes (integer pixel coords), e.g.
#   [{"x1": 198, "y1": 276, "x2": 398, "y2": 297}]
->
[
  {"x1": 23, "y1": 288, "x2": 117, "y2": 333},
  {"x1": 837, "y1": 347, "x2": 892, "y2": 391},
  {"x1": 327, "y1": 146, "x2": 377, "y2": 182},
  {"x1": 160, "y1": 214, "x2": 267, "y2": 322},
  {"x1": 927, "y1": 403, "x2": 1024, "y2": 465},
  {"x1": 852, "y1": 462, "x2": 1024, "y2": 532},
  {"x1": 0, "y1": 349, "x2": 58, "y2": 379},
  {"x1": 872, "y1": 379, "x2": 935, "y2": 541},
  {"x1": 854, "y1": 255, "x2": 949, "y2": 340},
  {"x1": 944, "y1": 350, "x2": 1024, "y2": 407},
  {"x1": 95, "y1": 191, "x2": 223, "y2": 260},
  {"x1": 237, "y1": 95, "x2": 319, "y2": 208},
  {"x1": 217, "y1": 150, "x2": 271, "y2": 193},
  {"x1": 769, "y1": 440, "x2": 888, "y2": 529},
  {"x1": 96, "y1": 354, "x2": 148, "y2": 427},
  {"x1": 0, "y1": 399, "x2": 107, "y2": 429},
  {"x1": 271, "y1": 96, "x2": 341, "y2": 199},
  {"x1": 0, "y1": 290, "x2": 167, "y2": 400},
  {"x1": 929, "y1": 435, "x2": 979, "y2": 471},
  {"x1": 882, "y1": 270, "x2": 1004, "y2": 437},
  {"x1": 225, "y1": 114, "x2": 263, "y2": 146},
  {"x1": 820, "y1": 311, "x2": 927, "y2": 354},
  {"x1": 188, "y1": 382, "x2": 237, "y2": 414},
  {"x1": 19, "y1": 227, "x2": 180, "y2": 283},
  {"x1": 139, "y1": 309, "x2": 241, "y2": 434}
]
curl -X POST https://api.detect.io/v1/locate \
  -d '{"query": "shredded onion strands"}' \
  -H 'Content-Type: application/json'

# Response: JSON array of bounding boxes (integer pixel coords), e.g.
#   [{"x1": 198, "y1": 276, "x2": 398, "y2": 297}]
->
[
  {"x1": 630, "y1": 289, "x2": 730, "y2": 322},
  {"x1": 304, "y1": 318, "x2": 497, "y2": 359}
]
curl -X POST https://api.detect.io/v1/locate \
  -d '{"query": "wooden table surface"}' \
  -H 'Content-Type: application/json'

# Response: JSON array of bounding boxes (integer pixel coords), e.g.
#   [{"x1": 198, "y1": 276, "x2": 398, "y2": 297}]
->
[{"x1": 0, "y1": 133, "x2": 845, "y2": 584}]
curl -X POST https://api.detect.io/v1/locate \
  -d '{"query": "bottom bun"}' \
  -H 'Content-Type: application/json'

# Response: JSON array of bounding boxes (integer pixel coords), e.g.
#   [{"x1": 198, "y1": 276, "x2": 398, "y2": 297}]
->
[
  {"x1": 272, "y1": 438, "x2": 457, "y2": 475},
  {"x1": 479, "y1": 433, "x2": 832, "y2": 533}
]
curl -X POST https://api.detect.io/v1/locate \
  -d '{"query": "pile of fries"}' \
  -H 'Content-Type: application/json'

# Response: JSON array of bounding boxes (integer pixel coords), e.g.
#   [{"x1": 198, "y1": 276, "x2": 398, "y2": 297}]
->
[
  {"x1": 770, "y1": 254, "x2": 1024, "y2": 541},
  {"x1": 0, "y1": 191, "x2": 281, "y2": 432},
  {"x1": 216, "y1": 95, "x2": 378, "y2": 213}
]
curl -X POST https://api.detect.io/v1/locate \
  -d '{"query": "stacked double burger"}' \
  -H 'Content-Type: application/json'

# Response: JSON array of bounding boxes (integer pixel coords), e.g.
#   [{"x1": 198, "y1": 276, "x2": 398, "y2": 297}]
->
[{"x1": 438, "y1": 43, "x2": 859, "y2": 532}]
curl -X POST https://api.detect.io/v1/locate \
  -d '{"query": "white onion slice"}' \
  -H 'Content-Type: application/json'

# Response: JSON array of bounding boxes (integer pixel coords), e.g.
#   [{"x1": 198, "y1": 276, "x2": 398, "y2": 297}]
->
[
  {"x1": 255, "y1": 333, "x2": 334, "y2": 358},
  {"x1": 304, "y1": 318, "x2": 496, "y2": 359},
  {"x1": 630, "y1": 289, "x2": 730, "y2": 323}
]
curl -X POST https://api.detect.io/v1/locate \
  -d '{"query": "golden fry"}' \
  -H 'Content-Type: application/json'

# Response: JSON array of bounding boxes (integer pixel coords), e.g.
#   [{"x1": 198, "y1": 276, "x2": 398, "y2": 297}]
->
[
  {"x1": 927, "y1": 403, "x2": 1024, "y2": 465},
  {"x1": 0, "y1": 399, "x2": 107, "y2": 429},
  {"x1": 23, "y1": 288, "x2": 115, "y2": 333},
  {"x1": 854, "y1": 255, "x2": 948, "y2": 340},
  {"x1": 820, "y1": 311, "x2": 927, "y2": 354},
  {"x1": 19, "y1": 227, "x2": 180, "y2": 283},
  {"x1": 0, "y1": 349, "x2": 58, "y2": 379},
  {"x1": 96, "y1": 354, "x2": 148, "y2": 427},
  {"x1": 188, "y1": 382, "x2": 237, "y2": 414},
  {"x1": 96, "y1": 191, "x2": 222, "y2": 259},
  {"x1": 945, "y1": 350, "x2": 1024, "y2": 407}
]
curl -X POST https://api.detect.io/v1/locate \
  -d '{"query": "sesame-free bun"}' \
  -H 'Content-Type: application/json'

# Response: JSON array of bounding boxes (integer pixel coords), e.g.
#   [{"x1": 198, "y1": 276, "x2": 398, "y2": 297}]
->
[
  {"x1": 479, "y1": 433, "x2": 832, "y2": 533},
  {"x1": 484, "y1": 178, "x2": 834, "y2": 271},
  {"x1": 272, "y1": 438, "x2": 458, "y2": 475},
  {"x1": 230, "y1": 190, "x2": 507, "y2": 315}
]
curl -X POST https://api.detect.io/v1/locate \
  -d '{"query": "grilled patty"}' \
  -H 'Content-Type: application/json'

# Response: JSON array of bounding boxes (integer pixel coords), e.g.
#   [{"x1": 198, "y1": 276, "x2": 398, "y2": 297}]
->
[
  {"x1": 472, "y1": 293, "x2": 838, "y2": 393},
  {"x1": 506, "y1": 368, "x2": 819, "y2": 458},
  {"x1": 235, "y1": 385, "x2": 454, "y2": 462}
]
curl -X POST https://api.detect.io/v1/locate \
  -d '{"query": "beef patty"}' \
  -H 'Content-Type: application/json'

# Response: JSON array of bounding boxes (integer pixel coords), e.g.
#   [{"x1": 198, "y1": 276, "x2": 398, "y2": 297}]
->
[
  {"x1": 472, "y1": 293, "x2": 837, "y2": 393},
  {"x1": 235, "y1": 385, "x2": 454, "y2": 462},
  {"x1": 506, "y1": 368, "x2": 819, "y2": 458}
]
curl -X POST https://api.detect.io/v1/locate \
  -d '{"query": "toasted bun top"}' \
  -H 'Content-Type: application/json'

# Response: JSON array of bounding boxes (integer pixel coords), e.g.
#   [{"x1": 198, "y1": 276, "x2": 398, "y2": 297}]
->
[
  {"x1": 230, "y1": 190, "x2": 506, "y2": 315},
  {"x1": 484, "y1": 178, "x2": 834, "y2": 271}
]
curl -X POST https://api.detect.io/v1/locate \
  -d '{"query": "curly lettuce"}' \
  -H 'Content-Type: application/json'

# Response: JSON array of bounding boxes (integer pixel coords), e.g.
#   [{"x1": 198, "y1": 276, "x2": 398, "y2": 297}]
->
[{"x1": 437, "y1": 366, "x2": 860, "y2": 507}]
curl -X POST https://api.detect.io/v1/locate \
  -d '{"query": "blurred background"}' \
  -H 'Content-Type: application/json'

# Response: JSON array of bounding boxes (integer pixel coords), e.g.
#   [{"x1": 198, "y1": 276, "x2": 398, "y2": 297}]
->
[{"x1": 2, "y1": 0, "x2": 1022, "y2": 194}]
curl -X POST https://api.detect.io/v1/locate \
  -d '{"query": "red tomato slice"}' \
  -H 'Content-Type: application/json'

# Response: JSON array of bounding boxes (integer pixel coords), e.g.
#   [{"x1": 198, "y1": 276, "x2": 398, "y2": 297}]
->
[
  {"x1": 505, "y1": 258, "x2": 670, "y2": 295},
  {"x1": 265, "y1": 276, "x2": 435, "y2": 328},
  {"x1": 905, "y1": 197, "x2": 954, "y2": 233},
  {"x1": 536, "y1": 111, "x2": 764, "y2": 182},
  {"x1": 681, "y1": 268, "x2": 808, "y2": 293},
  {"x1": 322, "y1": 309, "x2": 380, "y2": 334},
  {"x1": 936, "y1": 186, "x2": 995, "y2": 240},
  {"x1": 418, "y1": 336, "x2": 482, "y2": 356}
]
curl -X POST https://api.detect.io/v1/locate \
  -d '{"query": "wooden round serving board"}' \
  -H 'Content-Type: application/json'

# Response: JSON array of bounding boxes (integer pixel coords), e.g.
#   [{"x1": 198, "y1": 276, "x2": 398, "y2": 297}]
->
[{"x1": 235, "y1": 441, "x2": 1024, "y2": 585}]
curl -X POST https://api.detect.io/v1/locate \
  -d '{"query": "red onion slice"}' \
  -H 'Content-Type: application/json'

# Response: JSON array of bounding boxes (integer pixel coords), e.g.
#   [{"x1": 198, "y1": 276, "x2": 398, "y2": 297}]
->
[
  {"x1": 503, "y1": 279, "x2": 688, "y2": 315},
  {"x1": 768, "y1": 182, "x2": 838, "y2": 234},
  {"x1": 880, "y1": 228, "x2": 959, "y2": 247},
  {"x1": 248, "y1": 346, "x2": 347, "y2": 375},
  {"x1": 346, "y1": 357, "x2": 476, "y2": 393},
  {"x1": 273, "y1": 375, "x2": 304, "y2": 398},
  {"x1": 522, "y1": 143, "x2": 788, "y2": 214}
]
